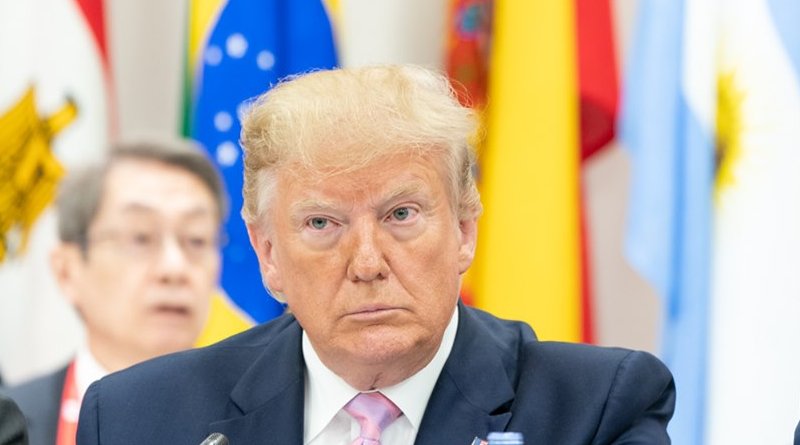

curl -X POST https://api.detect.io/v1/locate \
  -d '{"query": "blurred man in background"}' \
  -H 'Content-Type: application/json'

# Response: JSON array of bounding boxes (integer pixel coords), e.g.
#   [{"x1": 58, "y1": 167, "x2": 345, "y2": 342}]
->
[{"x1": 2, "y1": 139, "x2": 225, "y2": 445}]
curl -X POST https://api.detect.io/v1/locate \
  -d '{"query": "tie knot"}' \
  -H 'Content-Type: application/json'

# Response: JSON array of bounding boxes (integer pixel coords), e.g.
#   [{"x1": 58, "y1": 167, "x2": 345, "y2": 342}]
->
[{"x1": 344, "y1": 392, "x2": 403, "y2": 443}]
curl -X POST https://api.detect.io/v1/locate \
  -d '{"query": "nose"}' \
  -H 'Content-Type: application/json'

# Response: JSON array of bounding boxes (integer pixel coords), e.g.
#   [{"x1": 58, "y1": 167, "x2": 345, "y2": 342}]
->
[
  {"x1": 346, "y1": 219, "x2": 389, "y2": 282},
  {"x1": 154, "y1": 234, "x2": 190, "y2": 284}
]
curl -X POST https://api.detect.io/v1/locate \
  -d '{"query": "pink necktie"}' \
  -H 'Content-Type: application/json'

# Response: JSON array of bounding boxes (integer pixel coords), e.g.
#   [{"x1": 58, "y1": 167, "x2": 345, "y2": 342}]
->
[{"x1": 344, "y1": 392, "x2": 403, "y2": 445}]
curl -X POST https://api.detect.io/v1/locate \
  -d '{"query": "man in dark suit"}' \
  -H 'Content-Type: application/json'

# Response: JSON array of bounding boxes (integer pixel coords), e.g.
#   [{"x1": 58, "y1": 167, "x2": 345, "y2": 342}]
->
[
  {"x1": 77, "y1": 65, "x2": 675, "y2": 445},
  {"x1": 0, "y1": 393, "x2": 28, "y2": 445},
  {"x1": 4, "y1": 140, "x2": 225, "y2": 445}
]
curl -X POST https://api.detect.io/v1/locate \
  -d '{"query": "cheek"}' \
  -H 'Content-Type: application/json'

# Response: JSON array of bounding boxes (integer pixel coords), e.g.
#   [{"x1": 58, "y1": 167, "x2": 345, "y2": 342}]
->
[
  {"x1": 75, "y1": 265, "x2": 117, "y2": 304},
  {"x1": 392, "y1": 239, "x2": 462, "y2": 313},
  {"x1": 77, "y1": 278, "x2": 137, "y2": 327},
  {"x1": 280, "y1": 252, "x2": 343, "y2": 317},
  {"x1": 283, "y1": 244, "x2": 345, "y2": 290},
  {"x1": 403, "y1": 228, "x2": 462, "y2": 280},
  {"x1": 285, "y1": 291, "x2": 332, "y2": 337},
  {"x1": 193, "y1": 261, "x2": 221, "y2": 291},
  {"x1": 82, "y1": 263, "x2": 149, "y2": 316},
  {"x1": 210, "y1": 254, "x2": 223, "y2": 278}
]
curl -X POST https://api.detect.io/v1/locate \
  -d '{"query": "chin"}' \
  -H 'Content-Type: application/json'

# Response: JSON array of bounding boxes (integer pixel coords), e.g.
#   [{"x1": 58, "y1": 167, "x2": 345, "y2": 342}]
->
[{"x1": 348, "y1": 330, "x2": 428, "y2": 366}]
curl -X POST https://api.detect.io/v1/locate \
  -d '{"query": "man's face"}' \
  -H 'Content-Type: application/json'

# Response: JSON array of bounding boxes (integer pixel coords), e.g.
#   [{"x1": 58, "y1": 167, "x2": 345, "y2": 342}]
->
[
  {"x1": 53, "y1": 159, "x2": 221, "y2": 371},
  {"x1": 249, "y1": 152, "x2": 478, "y2": 388}
]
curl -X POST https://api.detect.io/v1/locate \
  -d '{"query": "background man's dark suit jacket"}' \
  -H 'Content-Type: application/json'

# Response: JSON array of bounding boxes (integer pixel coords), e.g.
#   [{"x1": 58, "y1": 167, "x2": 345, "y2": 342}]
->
[
  {"x1": 3, "y1": 367, "x2": 66, "y2": 445},
  {"x1": 0, "y1": 393, "x2": 29, "y2": 445},
  {"x1": 795, "y1": 418, "x2": 799, "y2": 445},
  {"x1": 77, "y1": 304, "x2": 675, "y2": 444}
]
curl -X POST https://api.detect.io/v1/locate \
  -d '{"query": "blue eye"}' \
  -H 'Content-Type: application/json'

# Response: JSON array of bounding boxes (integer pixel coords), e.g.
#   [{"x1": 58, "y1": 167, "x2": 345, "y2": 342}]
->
[
  {"x1": 309, "y1": 217, "x2": 329, "y2": 230},
  {"x1": 392, "y1": 207, "x2": 411, "y2": 221}
]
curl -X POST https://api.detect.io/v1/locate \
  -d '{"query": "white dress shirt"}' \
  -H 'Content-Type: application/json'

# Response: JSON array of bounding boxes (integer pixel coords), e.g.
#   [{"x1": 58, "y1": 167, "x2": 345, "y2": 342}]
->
[
  {"x1": 62, "y1": 344, "x2": 108, "y2": 424},
  {"x1": 74, "y1": 345, "x2": 108, "y2": 400},
  {"x1": 303, "y1": 306, "x2": 459, "y2": 445}
]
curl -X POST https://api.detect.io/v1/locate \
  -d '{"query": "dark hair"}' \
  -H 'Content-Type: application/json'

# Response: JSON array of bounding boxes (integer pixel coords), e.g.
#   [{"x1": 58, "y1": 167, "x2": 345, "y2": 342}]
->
[{"x1": 57, "y1": 139, "x2": 227, "y2": 248}]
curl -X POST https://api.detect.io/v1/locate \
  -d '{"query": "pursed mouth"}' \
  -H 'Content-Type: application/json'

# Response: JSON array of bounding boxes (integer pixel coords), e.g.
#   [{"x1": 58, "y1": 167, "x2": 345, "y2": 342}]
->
[
  {"x1": 350, "y1": 305, "x2": 397, "y2": 314},
  {"x1": 344, "y1": 306, "x2": 404, "y2": 321},
  {"x1": 151, "y1": 304, "x2": 192, "y2": 317}
]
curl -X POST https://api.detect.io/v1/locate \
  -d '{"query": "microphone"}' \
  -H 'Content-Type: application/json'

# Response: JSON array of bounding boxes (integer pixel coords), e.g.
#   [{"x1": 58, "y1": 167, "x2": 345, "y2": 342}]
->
[{"x1": 199, "y1": 433, "x2": 229, "y2": 445}]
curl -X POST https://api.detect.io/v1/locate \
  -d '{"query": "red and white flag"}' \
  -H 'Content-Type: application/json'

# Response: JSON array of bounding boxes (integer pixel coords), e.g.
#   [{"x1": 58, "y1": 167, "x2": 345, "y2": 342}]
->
[{"x1": 0, "y1": 0, "x2": 113, "y2": 383}]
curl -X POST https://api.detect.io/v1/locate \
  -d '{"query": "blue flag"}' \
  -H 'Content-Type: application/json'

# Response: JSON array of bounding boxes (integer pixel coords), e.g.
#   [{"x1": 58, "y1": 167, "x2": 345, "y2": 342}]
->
[
  {"x1": 189, "y1": 0, "x2": 338, "y2": 323},
  {"x1": 620, "y1": 1, "x2": 714, "y2": 443}
]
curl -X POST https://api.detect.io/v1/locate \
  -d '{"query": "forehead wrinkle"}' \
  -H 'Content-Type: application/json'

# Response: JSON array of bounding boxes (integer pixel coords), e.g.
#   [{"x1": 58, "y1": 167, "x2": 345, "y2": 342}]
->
[
  {"x1": 101, "y1": 202, "x2": 218, "y2": 230},
  {"x1": 381, "y1": 181, "x2": 425, "y2": 206},
  {"x1": 183, "y1": 206, "x2": 214, "y2": 215},
  {"x1": 114, "y1": 201, "x2": 215, "y2": 216},
  {"x1": 179, "y1": 207, "x2": 218, "y2": 223},
  {"x1": 290, "y1": 197, "x2": 342, "y2": 214},
  {"x1": 283, "y1": 164, "x2": 441, "y2": 220}
]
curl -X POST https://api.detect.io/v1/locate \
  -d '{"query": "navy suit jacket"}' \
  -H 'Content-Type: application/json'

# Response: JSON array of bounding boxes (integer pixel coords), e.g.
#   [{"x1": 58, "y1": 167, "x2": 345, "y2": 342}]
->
[
  {"x1": 2, "y1": 367, "x2": 66, "y2": 445},
  {"x1": 77, "y1": 304, "x2": 674, "y2": 444}
]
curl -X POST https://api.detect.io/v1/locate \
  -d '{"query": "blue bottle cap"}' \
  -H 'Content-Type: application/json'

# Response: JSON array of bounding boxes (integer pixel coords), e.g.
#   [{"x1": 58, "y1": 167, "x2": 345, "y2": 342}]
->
[{"x1": 487, "y1": 431, "x2": 524, "y2": 444}]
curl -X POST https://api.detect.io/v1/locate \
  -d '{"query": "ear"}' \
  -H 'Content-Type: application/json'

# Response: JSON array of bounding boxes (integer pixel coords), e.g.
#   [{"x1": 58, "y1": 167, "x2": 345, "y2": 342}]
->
[
  {"x1": 457, "y1": 215, "x2": 478, "y2": 274},
  {"x1": 50, "y1": 243, "x2": 86, "y2": 306},
  {"x1": 246, "y1": 223, "x2": 284, "y2": 293}
]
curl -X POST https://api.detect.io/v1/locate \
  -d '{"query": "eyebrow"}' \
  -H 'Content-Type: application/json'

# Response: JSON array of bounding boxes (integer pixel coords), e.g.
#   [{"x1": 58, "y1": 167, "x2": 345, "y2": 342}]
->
[
  {"x1": 289, "y1": 198, "x2": 341, "y2": 215},
  {"x1": 288, "y1": 181, "x2": 427, "y2": 217},
  {"x1": 382, "y1": 182, "x2": 425, "y2": 205},
  {"x1": 116, "y1": 203, "x2": 155, "y2": 215},
  {"x1": 118, "y1": 203, "x2": 216, "y2": 219}
]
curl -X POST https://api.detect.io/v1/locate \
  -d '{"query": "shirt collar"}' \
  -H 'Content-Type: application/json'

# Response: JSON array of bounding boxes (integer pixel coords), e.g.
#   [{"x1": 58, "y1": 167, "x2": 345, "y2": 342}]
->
[
  {"x1": 74, "y1": 344, "x2": 110, "y2": 401},
  {"x1": 302, "y1": 306, "x2": 459, "y2": 441}
]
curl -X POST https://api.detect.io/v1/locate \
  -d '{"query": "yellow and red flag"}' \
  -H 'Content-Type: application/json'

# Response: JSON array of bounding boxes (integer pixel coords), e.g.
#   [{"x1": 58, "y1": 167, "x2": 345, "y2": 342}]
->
[{"x1": 448, "y1": 0, "x2": 618, "y2": 343}]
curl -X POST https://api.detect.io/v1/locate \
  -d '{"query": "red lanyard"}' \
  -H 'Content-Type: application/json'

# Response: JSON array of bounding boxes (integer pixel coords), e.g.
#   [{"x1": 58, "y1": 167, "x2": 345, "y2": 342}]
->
[{"x1": 56, "y1": 361, "x2": 79, "y2": 445}]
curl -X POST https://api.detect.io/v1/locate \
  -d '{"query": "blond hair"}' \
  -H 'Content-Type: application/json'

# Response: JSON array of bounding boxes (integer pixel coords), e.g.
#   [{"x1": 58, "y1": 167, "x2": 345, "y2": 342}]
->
[{"x1": 240, "y1": 64, "x2": 482, "y2": 226}]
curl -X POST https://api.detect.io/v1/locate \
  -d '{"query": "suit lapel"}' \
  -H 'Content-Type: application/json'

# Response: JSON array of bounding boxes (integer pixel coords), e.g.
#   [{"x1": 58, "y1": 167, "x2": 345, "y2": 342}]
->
[
  {"x1": 207, "y1": 319, "x2": 306, "y2": 444},
  {"x1": 202, "y1": 305, "x2": 529, "y2": 444},
  {"x1": 414, "y1": 304, "x2": 518, "y2": 444},
  {"x1": 414, "y1": 375, "x2": 512, "y2": 445}
]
